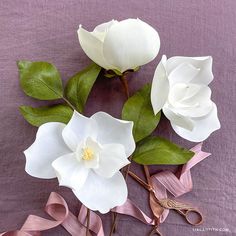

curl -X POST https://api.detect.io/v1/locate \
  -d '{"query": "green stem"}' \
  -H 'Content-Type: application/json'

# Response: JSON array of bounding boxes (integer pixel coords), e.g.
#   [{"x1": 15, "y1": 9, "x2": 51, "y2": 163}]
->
[
  {"x1": 109, "y1": 213, "x2": 118, "y2": 236},
  {"x1": 110, "y1": 73, "x2": 131, "y2": 235},
  {"x1": 119, "y1": 73, "x2": 130, "y2": 98},
  {"x1": 124, "y1": 156, "x2": 132, "y2": 180},
  {"x1": 62, "y1": 96, "x2": 77, "y2": 111},
  {"x1": 109, "y1": 157, "x2": 132, "y2": 236}
]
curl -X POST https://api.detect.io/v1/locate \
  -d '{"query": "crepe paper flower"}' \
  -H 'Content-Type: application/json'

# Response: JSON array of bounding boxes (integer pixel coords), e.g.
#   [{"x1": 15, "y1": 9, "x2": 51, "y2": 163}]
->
[
  {"x1": 78, "y1": 18, "x2": 160, "y2": 73},
  {"x1": 24, "y1": 111, "x2": 135, "y2": 213},
  {"x1": 151, "y1": 55, "x2": 220, "y2": 142}
]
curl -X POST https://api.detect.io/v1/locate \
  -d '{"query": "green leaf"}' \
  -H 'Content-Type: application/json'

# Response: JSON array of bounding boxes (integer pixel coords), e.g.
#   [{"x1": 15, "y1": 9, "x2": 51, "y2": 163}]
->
[
  {"x1": 65, "y1": 63, "x2": 101, "y2": 113},
  {"x1": 17, "y1": 61, "x2": 63, "y2": 100},
  {"x1": 19, "y1": 104, "x2": 73, "y2": 127},
  {"x1": 122, "y1": 84, "x2": 161, "y2": 142},
  {"x1": 133, "y1": 136, "x2": 194, "y2": 165}
]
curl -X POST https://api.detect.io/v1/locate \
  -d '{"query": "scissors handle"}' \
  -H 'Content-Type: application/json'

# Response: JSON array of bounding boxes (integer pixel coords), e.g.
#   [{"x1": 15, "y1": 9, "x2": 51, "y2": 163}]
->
[
  {"x1": 158, "y1": 199, "x2": 203, "y2": 226},
  {"x1": 176, "y1": 208, "x2": 203, "y2": 226}
]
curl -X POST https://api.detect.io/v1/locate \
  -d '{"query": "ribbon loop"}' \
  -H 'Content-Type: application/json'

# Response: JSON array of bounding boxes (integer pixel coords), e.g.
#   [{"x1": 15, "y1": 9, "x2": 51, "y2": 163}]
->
[{"x1": 1, "y1": 192, "x2": 104, "y2": 236}]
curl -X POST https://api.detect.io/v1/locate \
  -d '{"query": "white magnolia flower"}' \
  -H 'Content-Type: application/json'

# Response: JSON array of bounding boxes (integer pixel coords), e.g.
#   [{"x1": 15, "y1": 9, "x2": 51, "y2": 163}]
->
[
  {"x1": 24, "y1": 111, "x2": 135, "y2": 213},
  {"x1": 78, "y1": 18, "x2": 160, "y2": 73},
  {"x1": 151, "y1": 55, "x2": 220, "y2": 142}
]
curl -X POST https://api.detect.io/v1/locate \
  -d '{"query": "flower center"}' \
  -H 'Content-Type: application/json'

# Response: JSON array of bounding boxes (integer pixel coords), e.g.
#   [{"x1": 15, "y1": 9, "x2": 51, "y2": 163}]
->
[{"x1": 82, "y1": 147, "x2": 94, "y2": 161}]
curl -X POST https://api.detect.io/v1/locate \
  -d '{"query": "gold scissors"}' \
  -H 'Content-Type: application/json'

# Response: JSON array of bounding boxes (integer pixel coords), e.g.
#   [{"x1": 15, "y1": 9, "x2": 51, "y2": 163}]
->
[
  {"x1": 128, "y1": 165, "x2": 203, "y2": 235},
  {"x1": 157, "y1": 198, "x2": 203, "y2": 225}
]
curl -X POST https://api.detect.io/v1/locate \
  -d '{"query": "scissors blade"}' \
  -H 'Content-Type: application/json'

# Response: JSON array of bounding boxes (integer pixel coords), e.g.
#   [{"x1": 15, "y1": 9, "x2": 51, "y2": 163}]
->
[
  {"x1": 149, "y1": 192, "x2": 164, "y2": 221},
  {"x1": 144, "y1": 165, "x2": 152, "y2": 185}
]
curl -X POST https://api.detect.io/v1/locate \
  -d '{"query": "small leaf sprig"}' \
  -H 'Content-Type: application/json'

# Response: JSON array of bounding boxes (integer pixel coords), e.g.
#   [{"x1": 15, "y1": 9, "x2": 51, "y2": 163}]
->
[{"x1": 18, "y1": 61, "x2": 101, "y2": 126}]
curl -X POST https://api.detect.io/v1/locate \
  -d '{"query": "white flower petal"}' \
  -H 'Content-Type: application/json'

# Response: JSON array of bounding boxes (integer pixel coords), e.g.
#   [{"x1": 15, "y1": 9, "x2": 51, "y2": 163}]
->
[
  {"x1": 77, "y1": 26, "x2": 112, "y2": 69},
  {"x1": 169, "y1": 83, "x2": 203, "y2": 104},
  {"x1": 168, "y1": 83, "x2": 197, "y2": 107},
  {"x1": 93, "y1": 20, "x2": 118, "y2": 34},
  {"x1": 103, "y1": 18, "x2": 160, "y2": 72},
  {"x1": 95, "y1": 144, "x2": 130, "y2": 178},
  {"x1": 92, "y1": 20, "x2": 118, "y2": 41},
  {"x1": 52, "y1": 153, "x2": 89, "y2": 190},
  {"x1": 151, "y1": 55, "x2": 169, "y2": 115},
  {"x1": 168, "y1": 83, "x2": 213, "y2": 118},
  {"x1": 163, "y1": 105, "x2": 194, "y2": 131},
  {"x1": 82, "y1": 155, "x2": 99, "y2": 169},
  {"x1": 91, "y1": 112, "x2": 135, "y2": 156},
  {"x1": 171, "y1": 103, "x2": 220, "y2": 142},
  {"x1": 73, "y1": 171, "x2": 127, "y2": 213},
  {"x1": 166, "y1": 56, "x2": 213, "y2": 85},
  {"x1": 62, "y1": 111, "x2": 97, "y2": 152},
  {"x1": 168, "y1": 62, "x2": 200, "y2": 85},
  {"x1": 24, "y1": 123, "x2": 71, "y2": 179}
]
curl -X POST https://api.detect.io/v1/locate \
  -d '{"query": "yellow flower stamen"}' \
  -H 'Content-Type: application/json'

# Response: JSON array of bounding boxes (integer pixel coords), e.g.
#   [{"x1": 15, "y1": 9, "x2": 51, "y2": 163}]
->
[{"x1": 82, "y1": 148, "x2": 94, "y2": 161}]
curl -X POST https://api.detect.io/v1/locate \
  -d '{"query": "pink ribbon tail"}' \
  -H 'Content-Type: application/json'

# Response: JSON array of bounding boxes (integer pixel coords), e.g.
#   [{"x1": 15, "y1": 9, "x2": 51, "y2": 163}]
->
[
  {"x1": 113, "y1": 199, "x2": 155, "y2": 226},
  {"x1": 0, "y1": 192, "x2": 104, "y2": 236}
]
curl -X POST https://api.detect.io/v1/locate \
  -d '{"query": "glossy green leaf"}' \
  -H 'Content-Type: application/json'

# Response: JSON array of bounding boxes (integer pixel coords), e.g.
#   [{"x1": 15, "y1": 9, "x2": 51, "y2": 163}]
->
[
  {"x1": 19, "y1": 104, "x2": 73, "y2": 127},
  {"x1": 65, "y1": 63, "x2": 101, "y2": 113},
  {"x1": 17, "y1": 61, "x2": 63, "y2": 100},
  {"x1": 133, "y1": 136, "x2": 194, "y2": 165},
  {"x1": 122, "y1": 84, "x2": 161, "y2": 142}
]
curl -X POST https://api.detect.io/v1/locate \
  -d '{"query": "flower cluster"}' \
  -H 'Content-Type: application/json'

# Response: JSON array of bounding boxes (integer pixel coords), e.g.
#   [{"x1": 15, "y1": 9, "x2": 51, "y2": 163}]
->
[{"x1": 21, "y1": 18, "x2": 220, "y2": 215}]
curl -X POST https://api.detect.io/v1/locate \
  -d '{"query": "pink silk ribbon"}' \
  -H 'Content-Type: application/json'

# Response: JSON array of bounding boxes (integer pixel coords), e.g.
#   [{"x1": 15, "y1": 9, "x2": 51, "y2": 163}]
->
[
  {"x1": 0, "y1": 192, "x2": 104, "y2": 236},
  {"x1": 1, "y1": 143, "x2": 210, "y2": 235},
  {"x1": 112, "y1": 199, "x2": 155, "y2": 226}
]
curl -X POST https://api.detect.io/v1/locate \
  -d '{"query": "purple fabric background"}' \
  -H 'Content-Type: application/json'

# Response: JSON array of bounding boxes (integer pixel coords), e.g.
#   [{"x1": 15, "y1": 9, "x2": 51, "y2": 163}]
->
[{"x1": 0, "y1": 0, "x2": 235, "y2": 235}]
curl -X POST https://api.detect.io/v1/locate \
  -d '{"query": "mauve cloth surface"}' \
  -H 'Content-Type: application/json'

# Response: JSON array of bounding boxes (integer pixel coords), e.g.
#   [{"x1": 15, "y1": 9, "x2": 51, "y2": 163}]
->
[{"x1": 0, "y1": 0, "x2": 235, "y2": 235}]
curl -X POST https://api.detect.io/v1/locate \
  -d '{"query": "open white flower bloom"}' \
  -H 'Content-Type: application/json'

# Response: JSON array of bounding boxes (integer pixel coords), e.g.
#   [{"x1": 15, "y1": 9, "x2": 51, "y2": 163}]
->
[
  {"x1": 78, "y1": 18, "x2": 160, "y2": 73},
  {"x1": 24, "y1": 111, "x2": 135, "y2": 213},
  {"x1": 151, "y1": 55, "x2": 220, "y2": 142}
]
